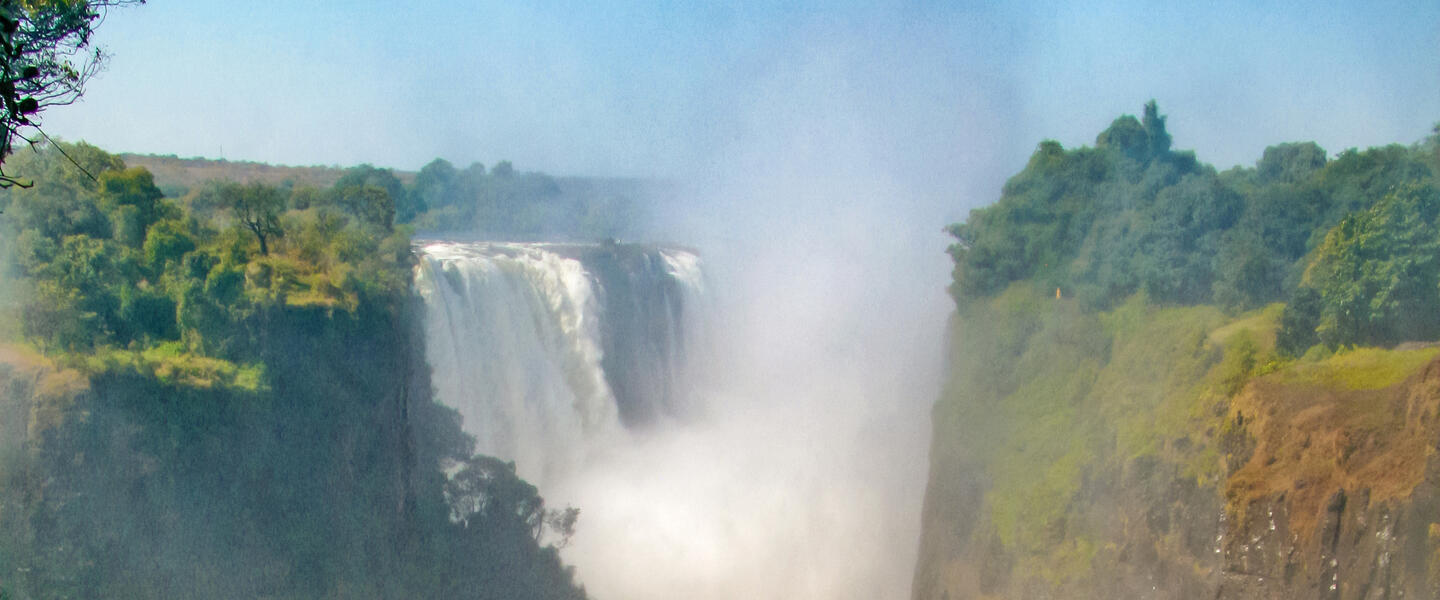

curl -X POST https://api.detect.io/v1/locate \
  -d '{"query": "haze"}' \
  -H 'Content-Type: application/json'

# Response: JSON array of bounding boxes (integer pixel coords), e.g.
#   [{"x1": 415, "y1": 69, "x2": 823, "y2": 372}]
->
[{"x1": 33, "y1": 2, "x2": 1440, "y2": 599}]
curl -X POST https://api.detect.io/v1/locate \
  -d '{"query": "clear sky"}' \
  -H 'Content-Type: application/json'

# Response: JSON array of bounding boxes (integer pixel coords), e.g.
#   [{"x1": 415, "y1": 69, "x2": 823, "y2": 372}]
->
[{"x1": 38, "y1": 1, "x2": 1440, "y2": 215}]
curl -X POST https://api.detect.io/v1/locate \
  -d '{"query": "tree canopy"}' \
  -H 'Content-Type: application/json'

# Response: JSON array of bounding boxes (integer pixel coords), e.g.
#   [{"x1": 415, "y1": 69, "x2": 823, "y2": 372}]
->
[{"x1": 948, "y1": 102, "x2": 1440, "y2": 353}]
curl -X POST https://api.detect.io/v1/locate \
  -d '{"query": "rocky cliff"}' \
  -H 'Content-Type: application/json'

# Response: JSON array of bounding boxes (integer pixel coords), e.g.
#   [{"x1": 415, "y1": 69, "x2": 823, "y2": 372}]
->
[{"x1": 913, "y1": 288, "x2": 1440, "y2": 600}]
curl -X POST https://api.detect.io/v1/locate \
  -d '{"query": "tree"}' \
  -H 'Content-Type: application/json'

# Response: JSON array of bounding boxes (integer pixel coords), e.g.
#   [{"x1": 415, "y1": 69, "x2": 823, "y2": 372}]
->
[
  {"x1": 1141, "y1": 99, "x2": 1171, "y2": 158},
  {"x1": 334, "y1": 163, "x2": 412, "y2": 223},
  {"x1": 1255, "y1": 142, "x2": 1326, "y2": 184},
  {"x1": 1096, "y1": 114, "x2": 1148, "y2": 163},
  {"x1": 1276, "y1": 287, "x2": 1321, "y2": 356},
  {"x1": 224, "y1": 181, "x2": 284, "y2": 255},
  {"x1": 336, "y1": 183, "x2": 394, "y2": 231},
  {"x1": 0, "y1": 0, "x2": 143, "y2": 186},
  {"x1": 413, "y1": 157, "x2": 457, "y2": 210},
  {"x1": 98, "y1": 166, "x2": 166, "y2": 246},
  {"x1": 1303, "y1": 184, "x2": 1440, "y2": 347}
]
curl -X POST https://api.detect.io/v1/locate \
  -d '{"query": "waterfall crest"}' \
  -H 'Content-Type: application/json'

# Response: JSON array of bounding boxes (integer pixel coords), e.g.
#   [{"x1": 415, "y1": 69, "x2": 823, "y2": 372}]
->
[{"x1": 414, "y1": 241, "x2": 704, "y2": 483}]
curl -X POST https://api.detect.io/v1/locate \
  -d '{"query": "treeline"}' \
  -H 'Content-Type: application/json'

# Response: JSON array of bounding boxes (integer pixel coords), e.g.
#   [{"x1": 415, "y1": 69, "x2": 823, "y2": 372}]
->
[
  {"x1": 0, "y1": 143, "x2": 587, "y2": 599},
  {"x1": 947, "y1": 101, "x2": 1440, "y2": 354},
  {"x1": 406, "y1": 159, "x2": 640, "y2": 239},
  {"x1": 4, "y1": 142, "x2": 413, "y2": 354},
  {"x1": 131, "y1": 155, "x2": 645, "y2": 241},
  {"x1": 120, "y1": 153, "x2": 350, "y2": 194}
]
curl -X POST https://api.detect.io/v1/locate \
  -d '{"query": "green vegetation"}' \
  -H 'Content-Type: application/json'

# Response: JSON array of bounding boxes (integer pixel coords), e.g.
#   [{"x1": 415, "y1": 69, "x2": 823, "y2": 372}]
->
[
  {"x1": 948, "y1": 102, "x2": 1439, "y2": 353},
  {"x1": 1268, "y1": 345, "x2": 1440, "y2": 391},
  {"x1": 126, "y1": 153, "x2": 652, "y2": 241},
  {"x1": 1, "y1": 142, "x2": 415, "y2": 355},
  {"x1": 932, "y1": 106, "x2": 1440, "y2": 592},
  {"x1": 938, "y1": 288, "x2": 1241, "y2": 584},
  {"x1": 0, "y1": 143, "x2": 587, "y2": 599},
  {"x1": 1282, "y1": 184, "x2": 1440, "y2": 350},
  {"x1": 394, "y1": 157, "x2": 644, "y2": 239}
]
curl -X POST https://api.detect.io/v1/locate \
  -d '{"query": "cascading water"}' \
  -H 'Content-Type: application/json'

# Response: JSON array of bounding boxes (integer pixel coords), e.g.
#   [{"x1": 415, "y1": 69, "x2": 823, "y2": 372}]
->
[{"x1": 413, "y1": 240, "x2": 705, "y2": 485}]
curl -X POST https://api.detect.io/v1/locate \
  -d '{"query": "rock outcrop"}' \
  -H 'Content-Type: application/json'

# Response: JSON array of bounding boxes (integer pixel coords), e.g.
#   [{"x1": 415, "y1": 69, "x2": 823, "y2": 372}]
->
[{"x1": 913, "y1": 296, "x2": 1440, "y2": 600}]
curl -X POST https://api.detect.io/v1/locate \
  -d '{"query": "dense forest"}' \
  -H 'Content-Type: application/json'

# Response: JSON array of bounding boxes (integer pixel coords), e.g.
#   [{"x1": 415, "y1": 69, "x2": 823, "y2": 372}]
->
[
  {"x1": 948, "y1": 101, "x2": 1440, "y2": 352},
  {"x1": 916, "y1": 104, "x2": 1440, "y2": 599},
  {"x1": 0, "y1": 143, "x2": 590, "y2": 599}
]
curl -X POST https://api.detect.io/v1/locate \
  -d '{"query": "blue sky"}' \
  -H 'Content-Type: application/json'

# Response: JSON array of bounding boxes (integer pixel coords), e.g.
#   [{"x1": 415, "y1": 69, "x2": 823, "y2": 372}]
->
[{"x1": 38, "y1": 1, "x2": 1440, "y2": 215}]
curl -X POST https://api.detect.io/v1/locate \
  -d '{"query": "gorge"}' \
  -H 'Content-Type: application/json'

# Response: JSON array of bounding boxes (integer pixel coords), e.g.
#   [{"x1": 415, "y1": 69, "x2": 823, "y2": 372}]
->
[{"x1": 409, "y1": 223, "x2": 944, "y2": 600}]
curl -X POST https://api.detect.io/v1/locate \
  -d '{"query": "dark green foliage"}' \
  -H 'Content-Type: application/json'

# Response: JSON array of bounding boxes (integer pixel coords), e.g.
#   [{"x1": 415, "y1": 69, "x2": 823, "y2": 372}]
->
[
  {"x1": 473, "y1": 166, "x2": 566, "y2": 235},
  {"x1": 1302, "y1": 184, "x2": 1440, "y2": 348},
  {"x1": 410, "y1": 158, "x2": 456, "y2": 221},
  {"x1": 1211, "y1": 231, "x2": 1284, "y2": 312},
  {"x1": 1141, "y1": 99, "x2": 1172, "y2": 158},
  {"x1": 1256, "y1": 142, "x2": 1326, "y2": 184},
  {"x1": 1276, "y1": 287, "x2": 1321, "y2": 356},
  {"x1": 336, "y1": 183, "x2": 396, "y2": 231},
  {"x1": 223, "y1": 181, "x2": 285, "y2": 255},
  {"x1": 947, "y1": 140, "x2": 1113, "y2": 301},
  {"x1": 1096, "y1": 115, "x2": 1149, "y2": 163},
  {"x1": 951, "y1": 102, "x2": 1226, "y2": 308},
  {"x1": 110, "y1": 154, "x2": 651, "y2": 242},
  {"x1": 948, "y1": 103, "x2": 1440, "y2": 336},
  {"x1": 422, "y1": 455, "x2": 586, "y2": 600},
  {"x1": 333, "y1": 164, "x2": 411, "y2": 225},
  {"x1": 142, "y1": 217, "x2": 195, "y2": 270},
  {"x1": 409, "y1": 158, "x2": 479, "y2": 229},
  {"x1": 118, "y1": 285, "x2": 178, "y2": 341},
  {"x1": 1315, "y1": 145, "x2": 1433, "y2": 228},
  {"x1": 405, "y1": 157, "x2": 648, "y2": 241},
  {"x1": 99, "y1": 167, "x2": 166, "y2": 231}
]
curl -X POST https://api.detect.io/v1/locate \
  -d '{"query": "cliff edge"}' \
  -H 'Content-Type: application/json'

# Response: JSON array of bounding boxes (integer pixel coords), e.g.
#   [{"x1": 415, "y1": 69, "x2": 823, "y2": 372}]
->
[{"x1": 912, "y1": 291, "x2": 1440, "y2": 599}]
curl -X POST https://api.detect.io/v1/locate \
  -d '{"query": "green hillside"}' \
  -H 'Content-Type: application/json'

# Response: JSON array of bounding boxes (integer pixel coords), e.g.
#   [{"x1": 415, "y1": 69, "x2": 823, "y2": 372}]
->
[{"x1": 915, "y1": 104, "x2": 1440, "y2": 599}]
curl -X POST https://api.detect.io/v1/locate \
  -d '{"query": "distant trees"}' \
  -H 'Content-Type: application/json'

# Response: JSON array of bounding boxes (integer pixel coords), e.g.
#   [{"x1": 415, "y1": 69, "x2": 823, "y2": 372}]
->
[
  {"x1": 412, "y1": 157, "x2": 456, "y2": 217},
  {"x1": 333, "y1": 163, "x2": 411, "y2": 225},
  {"x1": 1095, "y1": 114, "x2": 1149, "y2": 162},
  {"x1": 1141, "y1": 99, "x2": 1172, "y2": 157},
  {"x1": 105, "y1": 156, "x2": 648, "y2": 242},
  {"x1": 334, "y1": 183, "x2": 396, "y2": 232},
  {"x1": 401, "y1": 157, "x2": 643, "y2": 240},
  {"x1": 1255, "y1": 142, "x2": 1326, "y2": 184}
]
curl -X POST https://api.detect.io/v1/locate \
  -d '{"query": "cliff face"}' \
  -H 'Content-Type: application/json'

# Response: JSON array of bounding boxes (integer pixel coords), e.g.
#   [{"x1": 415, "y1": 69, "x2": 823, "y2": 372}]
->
[
  {"x1": 912, "y1": 288, "x2": 1440, "y2": 600},
  {"x1": 0, "y1": 299, "x2": 441, "y2": 598}
]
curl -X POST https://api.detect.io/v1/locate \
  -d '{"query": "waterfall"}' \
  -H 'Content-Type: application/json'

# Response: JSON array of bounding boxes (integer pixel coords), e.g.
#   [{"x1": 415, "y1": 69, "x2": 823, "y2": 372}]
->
[{"x1": 414, "y1": 241, "x2": 704, "y2": 484}]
